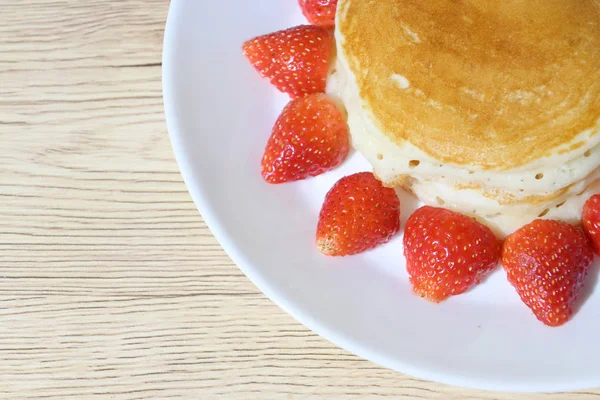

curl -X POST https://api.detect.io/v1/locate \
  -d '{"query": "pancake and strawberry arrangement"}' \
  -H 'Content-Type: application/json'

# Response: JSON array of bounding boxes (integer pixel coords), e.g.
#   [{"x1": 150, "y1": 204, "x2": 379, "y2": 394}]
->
[{"x1": 242, "y1": 0, "x2": 600, "y2": 327}]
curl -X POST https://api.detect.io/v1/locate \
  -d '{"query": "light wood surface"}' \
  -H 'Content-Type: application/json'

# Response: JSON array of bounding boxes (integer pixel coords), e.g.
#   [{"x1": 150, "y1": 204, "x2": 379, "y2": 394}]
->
[{"x1": 1, "y1": 1, "x2": 599, "y2": 399}]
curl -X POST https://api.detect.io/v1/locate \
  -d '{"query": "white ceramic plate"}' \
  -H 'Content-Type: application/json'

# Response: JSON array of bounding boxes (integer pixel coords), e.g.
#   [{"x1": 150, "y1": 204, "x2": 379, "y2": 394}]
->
[{"x1": 162, "y1": 0, "x2": 600, "y2": 393}]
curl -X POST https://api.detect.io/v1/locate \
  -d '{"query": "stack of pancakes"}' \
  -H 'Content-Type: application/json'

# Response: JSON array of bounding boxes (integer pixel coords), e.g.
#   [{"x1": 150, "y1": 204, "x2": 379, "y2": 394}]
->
[{"x1": 328, "y1": 0, "x2": 600, "y2": 235}]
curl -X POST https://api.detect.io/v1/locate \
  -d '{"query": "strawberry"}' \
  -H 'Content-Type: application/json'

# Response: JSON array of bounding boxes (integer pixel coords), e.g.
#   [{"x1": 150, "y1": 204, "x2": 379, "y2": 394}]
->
[
  {"x1": 316, "y1": 172, "x2": 401, "y2": 256},
  {"x1": 502, "y1": 219, "x2": 594, "y2": 327},
  {"x1": 242, "y1": 25, "x2": 332, "y2": 98},
  {"x1": 261, "y1": 93, "x2": 349, "y2": 184},
  {"x1": 404, "y1": 206, "x2": 501, "y2": 303},
  {"x1": 583, "y1": 194, "x2": 600, "y2": 255},
  {"x1": 299, "y1": 0, "x2": 338, "y2": 28}
]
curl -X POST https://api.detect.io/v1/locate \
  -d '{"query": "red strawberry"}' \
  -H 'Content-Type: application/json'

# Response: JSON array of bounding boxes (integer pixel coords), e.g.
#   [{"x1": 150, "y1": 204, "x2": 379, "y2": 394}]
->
[
  {"x1": 583, "y1": 194, "x2": 600, "y2": 255},
  {"x1": 299, "y1": 0, "x2": 338, "y2": 28},
  {"x1": 316, "y1": 172, "x2": 401, "y2": 256},
  {"x1": 404, "y1": 206, "x2": 501, "y2": 303},
  {"x1": 261, "y1": 93, "x2": 349, "y2": 184},
  {"x1": 242, "y1": 25, "x2": 332, "y2": 98},
  {"x1": 502, "y1": 219, "x2": 594, "y2": 327}
]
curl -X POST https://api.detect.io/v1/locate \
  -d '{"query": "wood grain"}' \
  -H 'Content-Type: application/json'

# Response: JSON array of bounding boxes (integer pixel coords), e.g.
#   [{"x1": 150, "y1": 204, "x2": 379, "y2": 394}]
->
[{"x1": 0, "y1": 1, "x2": 598, "y2": 399}]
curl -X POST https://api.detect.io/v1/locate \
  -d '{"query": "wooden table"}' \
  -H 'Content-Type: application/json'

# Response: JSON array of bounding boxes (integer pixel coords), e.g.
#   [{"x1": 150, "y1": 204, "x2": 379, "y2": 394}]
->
[{"x1": 1, "y1": 1, "x2": 598, "y2": 399}]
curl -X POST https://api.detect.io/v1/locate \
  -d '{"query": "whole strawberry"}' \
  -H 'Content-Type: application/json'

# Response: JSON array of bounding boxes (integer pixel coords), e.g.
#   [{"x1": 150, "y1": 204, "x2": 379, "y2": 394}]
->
[
  {"x1": 502, "y1": 219, "x2": 594, "y2": 327},
  {"x1": 299, "y1": 0, "x2": 338, "y2": 28},
  {"x1": 316, "y1": 172, "x2": 400, "y2": 256},
  {"x1": 261, "y1": 93, "x2": 349, "y2": 184},
  {"x1": 583, "y1": 194, "x2": 600, "y2": 255},
  {"x1": 404, "y1": 206, "x2": 501, "y2": 303},
  {"x1": 242, "y1": 25, "x2": 332, "y2": 98}
]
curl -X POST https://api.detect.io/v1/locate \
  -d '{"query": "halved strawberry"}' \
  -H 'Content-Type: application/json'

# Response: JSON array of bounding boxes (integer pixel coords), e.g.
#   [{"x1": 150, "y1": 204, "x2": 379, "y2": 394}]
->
[
  {"x1": 242, "y1": 25, "x2": 332, "y2": 98},
  {"x1": 316, "y1": 172, "x2": 401, "y2": 256},
  {"x1": 261, "y1": 93, "x2": 349, "y2": 184},
  {"x1": 502, "y1": 219, "x2": 594, "y2": 327},
  {"x1": 583, "y1": 194, "x2": 600, "y2": 255},
  {"x1": 299, "y1": 0, "x2": 338, "y2": 28},
  {"x1": 404, "y1": 206, "x2": 501, "y2": 303}
]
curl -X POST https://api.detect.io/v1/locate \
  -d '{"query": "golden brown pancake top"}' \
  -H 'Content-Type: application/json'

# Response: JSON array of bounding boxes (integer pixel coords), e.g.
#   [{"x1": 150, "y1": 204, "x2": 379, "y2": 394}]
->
[{"x1": 338, "y1": 0, "x2": 600, "y2": 169}]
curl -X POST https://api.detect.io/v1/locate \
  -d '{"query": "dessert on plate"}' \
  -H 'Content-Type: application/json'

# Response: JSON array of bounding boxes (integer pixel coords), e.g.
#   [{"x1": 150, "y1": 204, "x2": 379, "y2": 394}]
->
[
  {"x1": 328, "y1": 0, "x2": 600, "y2": 236},
  {"x1": 241, "y1": 0, "x2": 600, "y2": 327}
]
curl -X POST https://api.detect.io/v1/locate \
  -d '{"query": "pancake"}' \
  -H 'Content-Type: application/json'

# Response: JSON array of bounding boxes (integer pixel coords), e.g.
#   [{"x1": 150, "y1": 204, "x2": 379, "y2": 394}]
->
[{"x1": 329, "y1": 0, "x2": 600, "y2": 235}]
